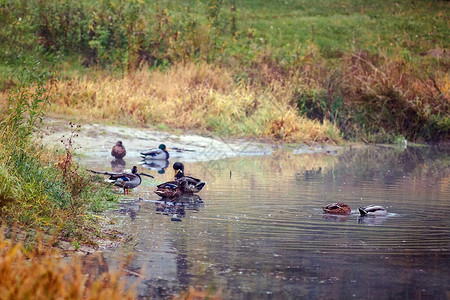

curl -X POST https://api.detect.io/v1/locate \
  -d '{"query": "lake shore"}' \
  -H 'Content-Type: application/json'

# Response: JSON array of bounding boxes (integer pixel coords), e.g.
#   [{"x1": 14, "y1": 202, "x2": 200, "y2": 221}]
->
[{"x1": 40, "y1": 117, "x2": 344, "y2": 162}]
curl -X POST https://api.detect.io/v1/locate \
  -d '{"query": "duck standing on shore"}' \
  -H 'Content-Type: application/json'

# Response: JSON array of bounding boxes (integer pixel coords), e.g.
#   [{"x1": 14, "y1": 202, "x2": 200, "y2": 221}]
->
[
  {"x1": 111, "y1": 141, "x2": 126, "y2": 159},
  {"x1": 89, "y1": 166, "x2": 154, "y2": 194}
]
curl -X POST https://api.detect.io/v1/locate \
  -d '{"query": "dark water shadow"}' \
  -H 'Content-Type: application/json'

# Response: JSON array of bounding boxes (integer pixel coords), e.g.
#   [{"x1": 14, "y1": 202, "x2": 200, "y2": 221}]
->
[{"x1": 140, "y1": 159, "x2": 169, "y2": 174}]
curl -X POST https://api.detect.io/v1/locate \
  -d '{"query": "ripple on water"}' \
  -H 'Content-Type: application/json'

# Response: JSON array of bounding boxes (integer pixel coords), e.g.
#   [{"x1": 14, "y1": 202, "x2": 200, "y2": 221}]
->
[{"x1": 89, "y1": 147, "x2": 450, "y2": 299}]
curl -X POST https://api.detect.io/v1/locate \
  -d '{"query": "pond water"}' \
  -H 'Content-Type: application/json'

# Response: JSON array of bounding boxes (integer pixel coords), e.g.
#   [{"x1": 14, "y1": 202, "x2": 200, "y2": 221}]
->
[{"x1": 84, "y1": 145, "x2": 450, "y2": 299}]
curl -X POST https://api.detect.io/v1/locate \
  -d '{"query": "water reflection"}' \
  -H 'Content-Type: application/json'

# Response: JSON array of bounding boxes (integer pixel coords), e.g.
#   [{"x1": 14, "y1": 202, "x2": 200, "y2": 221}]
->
[
  {"x1": 89, "y1": 146, "x2": 450, "y2": 300},
  {"x1": 111, "y1": 158, "x2": 126, "y2": 173},
  {"x1": 357, "y1": 215, "x2": 388, "y2": 226},
  {"x1": 154, "y1": 195, "x2": 204, "y2": 221},
  {"x1": 117, "y1": 198, "x2": 141, "y2": 221},
  {"x1": 140, "y1": 159, "x2": 169, "y2": 174},
  {"x1": 322, "y1": 213, "x2": 351, "y2": 222}
]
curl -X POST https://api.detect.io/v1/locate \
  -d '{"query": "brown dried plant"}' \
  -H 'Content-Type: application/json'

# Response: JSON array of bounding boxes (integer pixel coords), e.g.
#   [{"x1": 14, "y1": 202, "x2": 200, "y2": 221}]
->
[{"x1": 0, "y1": 228, "x2": 136, "y2": 300}]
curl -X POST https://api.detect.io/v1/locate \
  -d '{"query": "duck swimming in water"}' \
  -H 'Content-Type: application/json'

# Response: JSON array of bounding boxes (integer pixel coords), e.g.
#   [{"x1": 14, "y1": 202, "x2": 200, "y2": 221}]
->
[
  {"x1": 322, "y1": 203, "x2": 351, "y2": 215},
  {"x1": 358, "y1": 205, "x2": 387, "y2": 216},
  {"x1": 140, "y1": 144, "x2": 169, "y2": 160},
  {"x1": 173, "y1": 162, "x2": 206, "y2": 193},
  {"x1": 89, "y1": 166, "x2": 154, "y2": 194},
  {"x1": 111, "y1": 141, "x2": 126, "y2": 159}
]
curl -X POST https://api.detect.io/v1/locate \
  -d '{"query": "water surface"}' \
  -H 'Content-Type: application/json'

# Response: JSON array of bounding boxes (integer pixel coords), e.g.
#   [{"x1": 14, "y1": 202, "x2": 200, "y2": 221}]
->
[{"x1": 85, "y1": 146, "x2": 450, "y2": 299}]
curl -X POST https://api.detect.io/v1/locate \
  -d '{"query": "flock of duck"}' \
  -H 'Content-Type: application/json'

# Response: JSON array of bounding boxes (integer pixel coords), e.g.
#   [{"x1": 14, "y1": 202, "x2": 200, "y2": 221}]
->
[
  {"x1": 88, "y1": 141, "x2": 205, "y2": 201},
  {"x1": 91, "y1": 140, "x2": 387, "y2": 218}
]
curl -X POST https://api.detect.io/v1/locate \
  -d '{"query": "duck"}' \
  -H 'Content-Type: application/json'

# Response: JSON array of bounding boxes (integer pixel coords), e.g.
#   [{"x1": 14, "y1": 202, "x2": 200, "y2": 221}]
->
[
  {"x1": 154, "y1": 180, "x2": 187, "y2": 201},
  {"x1": 173, "y1": 162, "x2": 206, "y2": 193},
  {"x1": 111, "y1": 141, "x2": 126, "y2": 159},
  {"x1": 140, "y1": 144, "x2": 169, "y2": 160},
  {"x1": 89, "y1": 166, "x2": 154, "y2": 194},
  {"x1": 358, "y1": 205, "x2": 387, "y2": 216},
  {"x1": 322, "y1": 203, "x2": 351, "y2": 215}
]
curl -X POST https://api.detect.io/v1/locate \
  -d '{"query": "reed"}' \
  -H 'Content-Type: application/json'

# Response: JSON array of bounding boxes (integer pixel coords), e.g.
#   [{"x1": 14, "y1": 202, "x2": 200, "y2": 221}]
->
[
  {"x1": 339, "y1": 50, "x2": 449, "y2": 142},
  {"x1": 47, "y1": 62, "x2": 342, "y2": 144},
  {"x1": 0, "y1": 62, "x2": 117, "y2": 245},
  {"x1": 0, "y1": 228, "x2": 136, "y2": 300},
  {"x1": 1, "y1": 0, "x2": 448, "y2": 143}
]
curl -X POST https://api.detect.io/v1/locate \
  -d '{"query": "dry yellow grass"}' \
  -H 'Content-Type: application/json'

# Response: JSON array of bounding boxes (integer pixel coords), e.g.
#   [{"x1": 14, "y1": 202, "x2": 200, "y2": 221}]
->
[
  {"x1": 0, "y1": 228, "x2": 226, "y2": 300},
  {"x1": 0, "y1": 229, "x2": 136, "y2": 300},
  {"x1": 46, "y1": 62, "x2": 341, "y2": 144}
]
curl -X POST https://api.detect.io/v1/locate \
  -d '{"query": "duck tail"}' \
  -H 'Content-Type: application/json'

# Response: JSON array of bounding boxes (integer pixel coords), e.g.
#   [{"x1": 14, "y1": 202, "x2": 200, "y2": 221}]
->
[
  {"x1": 195, "y1": 182, "x2": 206, "y2": 190},
  {"x1": 358, "y1": 207, "x2": 367, "y2": 215}
]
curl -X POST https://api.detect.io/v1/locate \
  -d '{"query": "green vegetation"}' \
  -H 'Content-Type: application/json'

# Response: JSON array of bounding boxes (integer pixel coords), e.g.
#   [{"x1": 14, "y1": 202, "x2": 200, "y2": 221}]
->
[
  {"x1": 0, "y1": 61, "x2": 118, "y2": 245},
  {"x1": 0, "y1": 2, "x2": 447, "y2": 295},
  {"x1": 0, "y1": 0, "x2": 448, "y2": 143}
]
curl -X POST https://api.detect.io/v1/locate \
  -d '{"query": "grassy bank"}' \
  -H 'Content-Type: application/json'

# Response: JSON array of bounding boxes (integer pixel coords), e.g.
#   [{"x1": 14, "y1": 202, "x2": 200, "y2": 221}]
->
[
  {"x1": 46, "y1": 62, "x2": 342, "y2": 143},
  {"x1": 0, "y1": 62, "x2": 145, "y2": 297},
  {"x1": 0, "y1": 0, "x2": 448, "y2": 143},
  {"x1": 0, "y1": 62, "x2": 118, "y2": 246}
]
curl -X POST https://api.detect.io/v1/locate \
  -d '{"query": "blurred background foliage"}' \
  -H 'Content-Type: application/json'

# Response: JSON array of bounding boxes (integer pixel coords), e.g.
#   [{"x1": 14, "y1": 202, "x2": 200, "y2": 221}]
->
[{"x1": 0, "y1": 0, "x2": 448, "y2": 143}]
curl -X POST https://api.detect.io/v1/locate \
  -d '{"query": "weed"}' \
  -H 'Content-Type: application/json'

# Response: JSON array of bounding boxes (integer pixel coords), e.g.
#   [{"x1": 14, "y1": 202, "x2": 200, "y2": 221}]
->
[
  {"x1": 0, "y1": 228, "x2": 136, "y2": 300},
  {"x1": 0, "y1": 0, "x2": 448, "y2": 143},
  {"x1": 0, "y1": 62, "x2": 118, "y2": 244}
]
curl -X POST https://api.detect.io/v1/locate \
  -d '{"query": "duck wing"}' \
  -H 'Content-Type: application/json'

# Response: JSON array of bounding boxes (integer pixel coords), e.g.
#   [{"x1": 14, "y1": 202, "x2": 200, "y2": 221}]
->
[
  {"x1": 113, "y1": 173, "x2": 141, "y2": 189},
  {"x1": 155, "y1": 180, "x2": 185, "y2": 199},
  {"x1": 176, "y1": 176, "x2": 206, "y2": 193},
  {"x1": 140, "y1": 148, "x2": 162, "y2": 156},
  {"x1": 156, "y1": 180, "x2": 179, "y2": 189}
]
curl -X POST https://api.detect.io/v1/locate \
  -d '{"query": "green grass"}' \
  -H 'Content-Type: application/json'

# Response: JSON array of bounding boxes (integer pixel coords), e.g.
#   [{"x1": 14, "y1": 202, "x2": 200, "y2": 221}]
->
[
  {"x1": 0, "y1": 62, "x2": 118, "y2": 245},
  {"x1": 0, "y1": 0, "x2": 448, "y2": 143},
  {"x1": 235, "y1": 0, "x2": 448, "y2": 55}
]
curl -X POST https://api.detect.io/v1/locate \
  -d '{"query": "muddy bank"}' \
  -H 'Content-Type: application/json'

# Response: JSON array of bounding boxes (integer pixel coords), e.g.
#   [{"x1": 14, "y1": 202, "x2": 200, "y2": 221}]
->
[{"x1": 40, "y1": 118, "x2": 342, "y2": 161}]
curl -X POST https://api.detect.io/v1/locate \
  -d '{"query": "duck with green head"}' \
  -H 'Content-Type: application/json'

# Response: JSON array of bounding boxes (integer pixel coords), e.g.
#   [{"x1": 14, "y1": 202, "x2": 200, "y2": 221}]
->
[{"x1": 140, "y1": 144, "x2": 169, "y2": 160}]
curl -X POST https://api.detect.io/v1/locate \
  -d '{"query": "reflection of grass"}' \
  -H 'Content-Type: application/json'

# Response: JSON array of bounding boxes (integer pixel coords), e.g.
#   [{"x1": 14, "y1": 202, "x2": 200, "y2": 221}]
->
[
  {"x1": 188, "y1": 146, "x2": 450, "y2": 202},
  {"x1": 187, "y1": 150, "x2": 339, "y2": 194},
  {"x1": 1, "y1": 0, "x2": 448, "y2": 143}
]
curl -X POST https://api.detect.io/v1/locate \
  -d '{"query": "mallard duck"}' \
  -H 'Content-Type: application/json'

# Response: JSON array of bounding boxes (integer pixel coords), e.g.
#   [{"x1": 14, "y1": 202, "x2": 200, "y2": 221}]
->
[
  {"x1": 89, "y1": 166, "x2": 154, "y2": 194},
  {"x1": 111, "y1": 141, "x2": 126, "y2": 159},
  {"x1": 358, "y1": 205, "x2": 387, "y2": 216},
  {"x1": 154, "y1": 180, "x2": 187, "y2": 201},
  {"x1": 322, "y1": 203, "x2": 351, "y2": 215},
  {"x1": 140, "y1": 144, "x2": 169, "y2": 160},
  {"x1": 173, "y1": 162, "x2": 206, "y2": 193}
]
